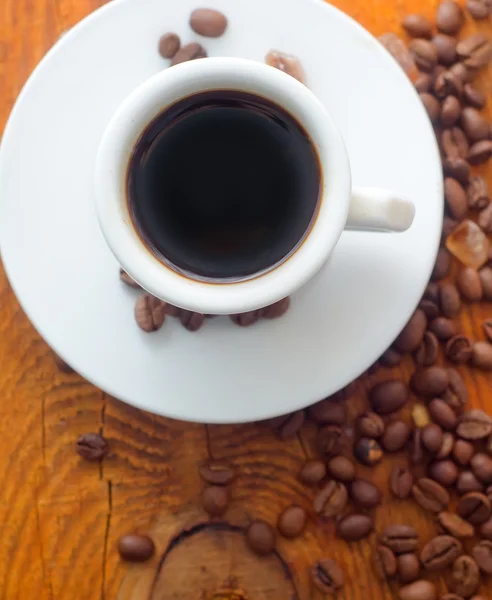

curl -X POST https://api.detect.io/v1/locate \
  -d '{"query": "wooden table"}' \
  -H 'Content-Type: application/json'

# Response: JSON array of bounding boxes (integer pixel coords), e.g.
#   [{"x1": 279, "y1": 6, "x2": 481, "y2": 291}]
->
[{"x1": 1, "y1": 0, "x2": 492, "y2": 598}]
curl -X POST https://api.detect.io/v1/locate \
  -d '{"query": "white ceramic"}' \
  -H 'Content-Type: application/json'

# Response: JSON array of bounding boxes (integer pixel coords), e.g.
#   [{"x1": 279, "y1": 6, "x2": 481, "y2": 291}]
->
[
  {"x1": 96, "y1": 57, "x2": 415, "y2": 314},
  {"x1": 0, "y1": 0, "x2": 442, "y2": 423}
]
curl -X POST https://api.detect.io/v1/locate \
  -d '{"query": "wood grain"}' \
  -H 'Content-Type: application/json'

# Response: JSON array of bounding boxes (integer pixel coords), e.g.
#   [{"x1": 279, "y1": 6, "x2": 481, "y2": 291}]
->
[{"x1": 1, "y1": 0, "x2": 492, "y2": 598}]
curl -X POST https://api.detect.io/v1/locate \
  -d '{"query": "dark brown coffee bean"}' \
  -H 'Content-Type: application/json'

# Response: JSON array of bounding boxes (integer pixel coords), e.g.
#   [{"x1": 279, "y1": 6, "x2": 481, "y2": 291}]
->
[
  {"x1": 419, "y1": 299, "x2": 440, "y2": 320},
  {"x1": 415, "y1": 332, "x2": 439, "y2": 366},
  {"x1": 441, "y1": 95, "x2": 462, "y2": 126},
  {"x1": 458, "y1": 410, "x2": 492, "y2": 440},
  {"x1": 478, "y1": 203, "x2": 492, "y2": 232},
  {"x1": 445, "y1": 178, "x2": 468, "y2": 220},
  {"x1": 328, "y1": 456, "x2": 355, "y2": 482},
  {"x1": 471, "y1": 341, "x2": 492, "y2": 369},
  {"x1": 313, "y1": 481, "x2": 348, "y2": 517},
  {"x1": 453, "y1": 439, "x2": 474, "y2": 465},
  {"x1": 382, "y1": 421, "x2": 412, "y2": 452},
  {"x1": 415, "y1": 72, "x2": 432, "y2": 93},
  {"x1": 421, "y1": 535, "x2": 462, "y2": 570},
  {"x1": 336, "y1": 513, "x2": 373, "y2": 541},
  {"x1": 158, "y1": 32, "x2": 181, "y2": 59},
  {"x1": 471, "y1": 453, "x2": 492, "y2": 482},
  {"x1": 457, "y1": 471, "x2": 485, "y2": 495},
  {"x1": 134, "y1": 294, "x2": 166, "y2": 332},
  {"x1": 354, "y1": 436, "x2": 384, "y2": 466},
  {"x1": 429, "y1": 317, "x2": 457, "y2": 340},
  {"x1": 472, "y1": 540, "x2": 492, "y2": 574},
  {"x1": 381, "y1": 524, "x2": 419, "y2": 554},
  {"x1": 369, "y1": 380, "x2": 409, "y2": 414},
  {"x1": 230, "y1": 310, "x2": 260, "y2": 327},
  {"x1": 464, "y1": 83, "x2": 486, "y2": 109},
  {"x1": 118, "y1": 534, "x2": 155, "y2": 562},
  {"x1": 395, "y1": 309, "x2": 428, "y2": 351},
  {"x1": 467, "y1": 175, "x2": 489, "y2": 210},
  {"x1": 398, "y1": 553, "x2": 420, "y2": 583},
  {"x1": 409, "y1": 429, "x2": 426, "y2": 463},
  {"x1": 412, "y1": 477, "x2": 450, "y2": 512},
  {"x1": 199, "y1": 460, "x2": 235, "y2": 485},
  {"x1": 442, "y1": 127, "x2": 469, "y2": 159},
  {"x1": 446, "y1": 335, "x2": 473, "y2": 363},
  {"x1": 308, "y1": 398, "x2": 346, "y2": 425},
  {"x1": 189, "y1": 8, "x2": 227, "y2": 37},
  {"x1": 484, "y1": 319, "x2": 492, "y2": 341},
  {"x1": 261, "y1": 297, "x2": 290, "y2": 319},
  {"x1": 433, "y1": 34, "x2": 458, "y2": 65},
  {"x1": 450, "y1": 555, "x2": 480, "y2": 597},
  {"x1": 457, "y1": 492, "x2": 491, "y2": 524},
  {"x1": 443, "y1": 368, "x2": 468, "y2": 409},
  {"x1": 373, "y1": 545, "x2": 397, "y2": 580},
  {"x1": 429, "y1": 399, "x2": 457, "y2": 431},
  {"x1": 411, "y1": 366, "x2": 449, "y2": 397},
  {"x1": 437, "y1": 1, "x2": 464, "y2": 34},
  {"x1": 467, "y1": 0, "x2": 492, "y2": 18},
  {"x1": 443, "y1": 156, "x2": 471, "y2": 184},
  {"x1": 277, "y1": 505, "x2": 307, "y2": 538},
  {"x1": 434, "y1": 69, "x2": 463, "y2": 99},
  {"x1": 403, "y1": 14, "x2": 433, "y2": 37},
  {"x1": 469, "y1": 139, "x2": 492, "y2": 164},
  {"x1": 316, "y1": 425, "x2": 344, "y2": 458},
  {"x1": 480, "y1": 516, "x2": 492, "y2": 539},
  {"x1": 246, "y1": 520, "x2": 276, "y2": 555},
  {"x1": 180, "y1": 310, "x2": 205, "y2": 331},
  {"x1": 437, "y1": 511, "x2": 474, "y2": 538},
  {"x1": 76, "y1": 432, "x2": 108, "y2": 461},
  {"x1": 380, "y1": 346, "x2": 403, "y2": 367},
  {"x1": 171, "y1": 42, "x2": 207, "y2": 66},
  {"x1": 265, "y1": 410, "x2": 305, "y2": 439},
  {"x1": 421, "y1": 92, "x2": 441, "y2": 120},
  {"x1": 432, "y1": 248, "x2": 452, "y2": 280},
  {"x1": 390, "y1": 467, "x2": 414, "y2": 499},
  {"x1": 449, "y1": 61, "x2": 473, "y2": 82},
  {"x1": 461, "y1": 107, "x2": 490, "y2": 142},
  {"x1": 410, "y1": 39, "x2": 439, "y2": 71},
  {"x1": 422, "y1": 423, "x2": 444, "y2": 453},
  {"x1": 299, "y1": 460, "x2": 326, "y2": 485},
  {"x1": 479, "y1": 266, "x2": 492, "y2": 300},
  {"x1": 311, "y1": 559, "x2": 344, "y2": 594},
  {"x1": 457, "y1": 33, "x2": 492, "y2": 69},
  {"x1": 457, "y1": 267, "x2": 483, "y2": 301},
  {"x1": 437, "y1": 432, "x2": 456, "y2": 459},
  {"x1": 399, "y1": 580, "x2": 437, "y2": 600},
  {"x1": 202, "y1": 485, "x2": 229, "y2": 516},
  {"x1": 357, "y1": 412, "x2": 385, "y2": 438},
  {"x1": 350, "y1": 479, "x2": 381, "y2": 509},
  {"x1": 119, "y1": 268, "x2": 141, "y2": 289},
  {"x1": 429, "y1": 460, "x2": 459, "y2": 486}
]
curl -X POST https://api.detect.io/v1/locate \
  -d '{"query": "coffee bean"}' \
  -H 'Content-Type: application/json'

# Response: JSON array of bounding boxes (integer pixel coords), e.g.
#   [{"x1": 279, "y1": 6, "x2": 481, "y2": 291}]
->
[
  {"x1": 471, "y1": 453, "x2": 492, "y2": 482},
  {"x1": 382, "y1": 421, "x2": 412, "y2": 452},
  {"x1": 450, "y1": 555, "x2": 480, "y2": 597},
  {"x1": 316, "y1": 425, "x2": 344, "y2": 458},
  {"x1": 415, "y1": 72, "x2": 432, "y2": 92},
  {"x1": 425, "y1": 282, "x2": 440, "y2": 302},
  {"x1": 171, "y1": 42, "x2": 207, "y2": 66},
  {"x1": 119, "y1": 268, "x2": 141, "y2": 289},
  {"x1": 354, "y1": 437, "x2": 384, "y2": 466},
  {"x1": 158, "y1": 32, "x2": 181, "y2": 59},
  {"x1": 134, "y1": 294, "x2": 166, "y2": 332},
  {"x1": 336, "y1": 513, "x2": 373, "y2": 541},
  {"x1": 453, "y1": 439, "x2": 474, "y2": 465},
  {"x1": 457, "y1": 33, "x2": 492, "y2": 69},
  {"x1": 246, "y1": 520, "x2": 276, "y2": 555},
  {"x1": 414, "y1": 332, "x2": 439, "y2": 366},
  {"x1": 299, "y1": 460, "x2": 326, "y2": 485},
  {"x1": 313, "y1": 481, "x2": 348, "y2": 517},
  {"x1": 429, "y1": 317, "x2": 457, "y2": 340},
  {"x1": 265, "y1": 410, "x2": 305, "y2": 439},
  {"x1": 413, "y1": 403, "x2": 431, "y2": 428},
  {"x1": 118, "y1": 534, "x2": 155, "y2": 562},
  {"x1": 432, "y1": 248, "x2": 452, "y2": 280},
  {"x1": 457, "y1": 267, "x2": 483, "y2": 301},
  {"x1": 261, "y1": 297, "x2": 290, "y2": 319},
  {"x1": 479, "y1": 516, "x2": 492, "y2": 539},
  {"x1": 479, "y1": 267, "x2": 492, "y2": 300},
  {"x1": 435, "y1": 69, "x2": 464, "y2": 99},
  {"x1": 403, "y1": 14, "x2": 433, "y2": 37},
  {"x1": 180, "y1": 310, "x2": 205, "y2": 331},
  {"x1": 437, "y1": 432, "x2": 455, "y2": 459},
  {"x1": 189, "y1": 8, "x2": 228, "y2": 37},
  {"x1": 395, "y1": 309, "x2": 428, "y2": 351},
  {"x1": 458, "y1": 410, "x2": 492, "y2": 440},
  {"x1": 421, "y1": 535, "x2": 462, "y2": 570},
  {"x1": 464, "y1": 84, "x2": 486, "y2": 111},
  {"x1": 433, "y1": 34, "x2": 458, "y2": 65},
  {"x1": 467, "y1": 175, "x2": 489, "y2": 210},
  {"x1": 199, "y1": 460, "x2": 235, "y2": 485},
  {"x1": 467, "y1": 0, "x2": 492, "y2": 18},
  {"x1": 445, "y1": 178, "x2": 468, "y2": 220},
  {"x1": 429, "y1": 399, "x2": 457, "y2": 431},
  {"x1": 328, "y1": 456, "x2": 355, "y2": 482},
  {"x1": 443, "y1": 156, "x2": 471, "y2": 183},
  {"x1": 373, "y1": 545, "x2": 397, "y2": 580},
  {"x1": 469, "y1": 139, "x2": 492, "y2": 164},
  {"x1": 484, "y1": 319, "x2": 492, "y2": 342},
  {"x1": 442, "y1": 127, "x2": 470, "y2": 160},
  {"x1": 230, "y1": 310, "x2": 261, "y2": 327},
  {"x1": 461, "y1": 107, "x2": 490, "y2": 143},
  {"x1": 422, "y1": 424, "x2": 444, "y2": 453},
  {"x1": 478, "y1": 203, "x2": 492, "y2": 232},
  {"x1": 457, "y1": 471, "x2": 485, "y2": 495},
  {"x1": 357, "y1": 412, "x2": 385, "y2": 437},
  {"x1": 380, "y1": 347, "x2": 402, "y2": 367},
  {"x1": 449, "y1": 61, "x2": 473, "y2": 82},
  {"x1": 444, "y1": 215, "x2": 459, "y2": 236},
  {"x1": 311, "y1": 559, "x2": 344, "y2": 594},
  {"x1": 409, "y1": 429, "x2": 426, "y2": 463},
  {"x1": 381, "y1": 524, "x2": 419, "y2": 554},
  {"x1": 308, "y1": 398, "x2": 346, "y2": 425},
  {"x1": 390, "y1": 467, "x2": 414, "y2": 499},
  {"x1": 421, "y1": 93, "x2": 441, "y2": 120},
  {"x1": 472, "y1": 540, "x2": 492, "y2": 574},
  {"x1": 350, "y1": 479, "x2": 381, "y2": 508},
  {"x1": 413, "y1": 477, "x2": 450, "y2": 512},
  {"x1": 437, "y1": 511, "x2": 474, "y2": 538},
  {"x1": 457, "y1": 492, "x2": 491, "y2": 523},
  {"x1": 411, "y1": 366, "x2": 449, "y2": 397},
  {"x1": 202, "y1": 485, "x2": 228, "y2": 516},
  {"x1": 76, "y1": 433, "x2": 108, "y2": 461},
  {"x1": 429, "y1": 460, "x2": 459, "y2": 486},
  {"x1": 419, "y1": 299, "x2": 440, "y2": 320},
  {"x1": 277, "y1": 505, "x2": 306, "y2": 538},
  {"x1": 410, "y1": 39, "x2": 439, "y2": 71},
  {"x1": 437, "y1": 1, "x2": 464, "y2": 34},
  {"x1": 399, "y1": 580, "x2": 436, "y2": 600},
  {"x1": 398, "y1": 553, "x2": 420, "y2": 583},
  {"x1": 446, "y1": 335, "x2": 473, "y2": 363},
  {"x1": 441, "y1": 95, "x2": 462, "y2": 127},
  {"x1": 472, "y1": 341, "x2": 492, "y2": 369},
  {"x1": 369, "y1": 380, "x2": 409, "y2": 414},
  {"x1": 443, "y1": 368, "x2": 468, "y2": 409}
]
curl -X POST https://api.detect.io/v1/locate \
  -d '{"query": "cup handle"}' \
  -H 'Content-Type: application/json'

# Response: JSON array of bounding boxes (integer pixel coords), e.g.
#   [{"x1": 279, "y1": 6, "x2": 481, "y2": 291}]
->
[{"x1": 346, "y1": 186, "x2": 416, "y2": 232}]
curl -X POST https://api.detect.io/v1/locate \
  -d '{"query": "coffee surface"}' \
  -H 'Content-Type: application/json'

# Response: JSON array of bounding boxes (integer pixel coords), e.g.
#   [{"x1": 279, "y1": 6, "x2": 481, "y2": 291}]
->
[{"x1": 127, "y1": 90, "x2": 321, "y2": 279}]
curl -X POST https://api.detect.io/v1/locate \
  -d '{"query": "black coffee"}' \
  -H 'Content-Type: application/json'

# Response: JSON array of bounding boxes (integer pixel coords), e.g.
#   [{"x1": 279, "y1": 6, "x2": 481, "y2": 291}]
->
[{"x1": 127, "y1": 90, "x2": 321, "y2": 280}]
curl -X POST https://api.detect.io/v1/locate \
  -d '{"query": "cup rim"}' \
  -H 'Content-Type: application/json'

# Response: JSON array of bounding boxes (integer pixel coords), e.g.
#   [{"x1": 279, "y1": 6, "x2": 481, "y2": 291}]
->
[{"x1": 95, "y1": 57, "x2": 351, "y2": 314}]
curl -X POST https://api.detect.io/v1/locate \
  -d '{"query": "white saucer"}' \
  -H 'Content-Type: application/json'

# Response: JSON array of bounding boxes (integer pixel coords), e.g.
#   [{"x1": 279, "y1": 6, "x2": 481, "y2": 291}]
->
[{"x1": 0, "y1": 0, "x2": 442, "y2": 423}]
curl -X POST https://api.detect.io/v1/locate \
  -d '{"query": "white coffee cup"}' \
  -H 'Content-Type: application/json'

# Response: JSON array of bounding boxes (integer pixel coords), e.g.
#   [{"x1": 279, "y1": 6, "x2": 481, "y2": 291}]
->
[{"x1": 95, "y1": 57, "x2": 415, "y2": 315}]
